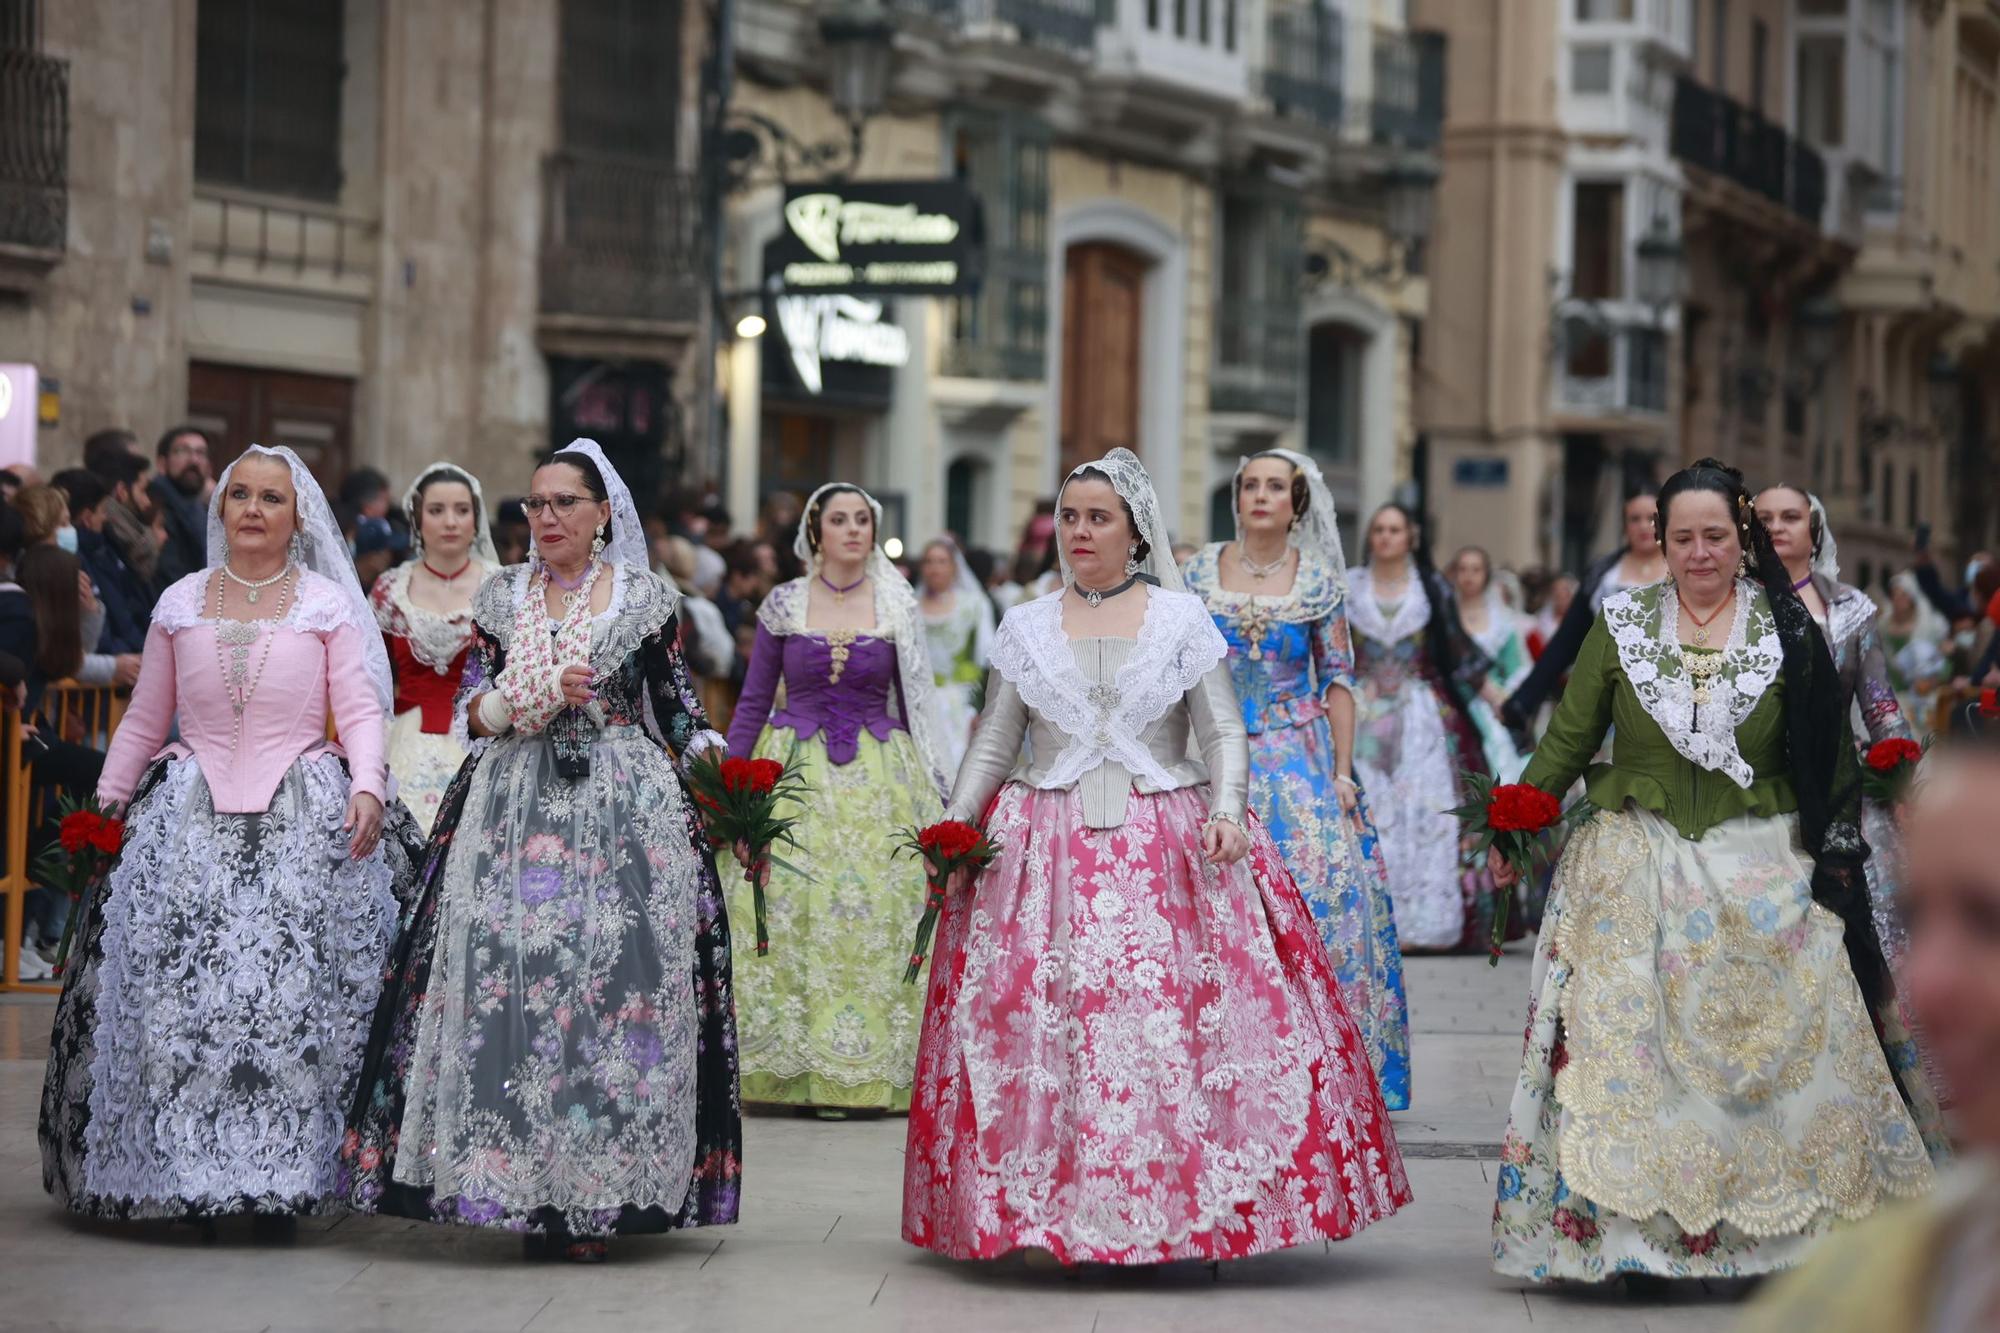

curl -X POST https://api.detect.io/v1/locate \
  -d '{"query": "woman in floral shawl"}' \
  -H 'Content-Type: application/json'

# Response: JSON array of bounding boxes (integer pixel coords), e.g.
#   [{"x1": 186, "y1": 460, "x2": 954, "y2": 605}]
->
[{"x1": 342, "y1": 440, "x2": 740, "y2": 1263}]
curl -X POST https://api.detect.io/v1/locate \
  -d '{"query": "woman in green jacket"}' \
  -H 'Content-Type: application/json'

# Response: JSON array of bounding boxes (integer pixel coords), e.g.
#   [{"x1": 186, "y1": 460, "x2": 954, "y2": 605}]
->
[{"x1": 1488, "y1": 458, "x2": 1944, "y2": 1285}]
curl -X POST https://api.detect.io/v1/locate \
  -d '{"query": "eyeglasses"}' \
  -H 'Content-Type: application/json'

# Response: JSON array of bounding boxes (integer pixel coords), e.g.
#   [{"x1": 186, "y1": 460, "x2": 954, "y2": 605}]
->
[{"x1": 521, "y1": 493, "x2": 592, "y2": 516}]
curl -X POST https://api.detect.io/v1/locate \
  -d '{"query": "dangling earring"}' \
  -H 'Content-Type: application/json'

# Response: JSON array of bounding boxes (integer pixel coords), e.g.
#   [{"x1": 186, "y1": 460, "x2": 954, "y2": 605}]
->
[
  {"x1": 290, "y1": 532, "x2": 305, "y2": 565},
  {"x1": 591, "y1": 526, "x2": 606, "y2": 562},
  {"x1": 1124, "y1": 544, "x2": 1141, "y2": 578},
  {"x1": 1737, "y1": 551, "x2": 1750, "y2": 579}
]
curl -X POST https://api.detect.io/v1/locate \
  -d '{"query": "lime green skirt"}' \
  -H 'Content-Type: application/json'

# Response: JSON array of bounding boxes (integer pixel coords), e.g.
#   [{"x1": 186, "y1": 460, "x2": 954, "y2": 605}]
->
[{"x1": 728, "y1": 725, "x2": 942, "y2": 1109}]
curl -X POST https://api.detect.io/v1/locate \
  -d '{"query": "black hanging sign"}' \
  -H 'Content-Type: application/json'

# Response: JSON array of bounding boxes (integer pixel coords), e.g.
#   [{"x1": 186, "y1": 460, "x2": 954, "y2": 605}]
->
[{"x1": 766, "y1": 179, "x2": 984, "y2": 297}]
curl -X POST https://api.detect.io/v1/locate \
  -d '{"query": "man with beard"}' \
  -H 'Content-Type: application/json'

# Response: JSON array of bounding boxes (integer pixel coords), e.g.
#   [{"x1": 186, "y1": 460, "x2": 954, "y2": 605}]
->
[{"x1": 148, "y1": 424, "x2": 212, "y2": 595}]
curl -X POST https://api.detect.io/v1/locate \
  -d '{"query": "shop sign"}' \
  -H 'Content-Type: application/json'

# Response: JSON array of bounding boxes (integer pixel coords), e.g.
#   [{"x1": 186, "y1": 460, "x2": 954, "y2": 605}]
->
[
  {"x1": 768, "y1": 180, "x2": 984, "y2": 297},
  {"x1": 773, "y1": 294, "x2": 911, "y2": 396},
  {"x1": 0, "y1": 364, "x2": 37, "y2": 467}
]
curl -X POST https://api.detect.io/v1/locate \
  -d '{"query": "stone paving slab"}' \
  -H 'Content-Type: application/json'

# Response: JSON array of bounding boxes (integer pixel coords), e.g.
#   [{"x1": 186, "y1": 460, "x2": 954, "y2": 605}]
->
[{"x1": 0, "y1": 944, "x2": 1749, "y2": 1333}]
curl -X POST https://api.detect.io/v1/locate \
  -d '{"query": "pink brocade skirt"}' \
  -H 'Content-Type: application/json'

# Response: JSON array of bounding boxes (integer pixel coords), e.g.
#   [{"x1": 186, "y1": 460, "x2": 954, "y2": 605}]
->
[{"x1": 900, "y1": 783, "x2": 1411, "y2": 1264}]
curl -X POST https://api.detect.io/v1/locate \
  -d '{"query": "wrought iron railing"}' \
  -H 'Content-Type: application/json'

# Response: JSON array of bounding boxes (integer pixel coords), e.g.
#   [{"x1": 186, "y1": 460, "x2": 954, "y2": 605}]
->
[
  {"x1": 1264, "y1": 3, "x2": 1344, "y2": 128},
  {"x1": 0, "y1": 48, "x2": 67, "y2": 253},
  {"x1": 1213, "y1": 295, "x2": 1300, "y2": 419},
  {"x1": 895, "y1": 0, "x2": 1098, "y2": 51},
  {"x1": 1370, "y1": 28, "x2": 1442, "y2": 148},
  {"x1": 1670, "y1": 75, "x2": 1827, "y2": 228},
  {"x1": 539, "y1": 150, "x2": 705, "y2": 325}
]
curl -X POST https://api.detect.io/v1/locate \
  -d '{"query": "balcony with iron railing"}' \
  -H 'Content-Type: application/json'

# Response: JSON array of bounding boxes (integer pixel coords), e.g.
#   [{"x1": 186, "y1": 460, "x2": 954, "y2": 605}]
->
[
  {"x1": 1369, "y1": 27, "x2": 1442, "y2": 149},
  {"x1": 190, "y1": 186, "x2": 379, "y2": 298},
  {"x1": 1670, "y1": 75, "x2": 1828, "y2": 229},
  {"x1": 890, "y1": 0, "x2": 1098, "y2": 52},
  {"x1": 1263, "y1": 2, "x2": 1344, "y2": 129},
  {"x1": 1553, "y1": 316, "x2": 1670, "y2": 419},
  {"x1": 1212, "y1": 295, "x2": 1301, "y2": 419},
  {"x1": 0, "y1": 48, "x2": 68, "y2": 260},
  {"x1": 540, "y1": 150, "x2": 706, "y2": 328}
]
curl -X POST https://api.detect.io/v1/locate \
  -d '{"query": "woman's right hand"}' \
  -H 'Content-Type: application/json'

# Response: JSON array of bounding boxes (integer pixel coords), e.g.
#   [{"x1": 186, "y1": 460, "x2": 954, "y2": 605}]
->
[
  {"x1": 731, "y1": 839, "x2": 752, "y2": 870},
  {"x1": 1488, "y1": 845, "x2": 1518, "y2": 888}
]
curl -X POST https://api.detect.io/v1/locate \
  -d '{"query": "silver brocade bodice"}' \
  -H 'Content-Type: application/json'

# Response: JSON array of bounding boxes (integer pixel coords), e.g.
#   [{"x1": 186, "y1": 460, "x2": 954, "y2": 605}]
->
[{"x1": 946, "y1": 636, "x2": 1249, "y2": 831}]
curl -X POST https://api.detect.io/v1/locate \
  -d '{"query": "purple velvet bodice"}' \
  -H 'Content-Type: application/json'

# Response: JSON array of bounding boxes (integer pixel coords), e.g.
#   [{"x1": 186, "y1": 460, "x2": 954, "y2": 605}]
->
[{"x1": 725, "y1": 623, "x2": 909, "y2": 765}]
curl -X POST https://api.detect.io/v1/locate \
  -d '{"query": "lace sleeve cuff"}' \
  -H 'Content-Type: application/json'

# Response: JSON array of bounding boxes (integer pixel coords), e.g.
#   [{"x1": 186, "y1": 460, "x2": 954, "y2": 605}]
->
[{"x1": 681, "y1": 729, "x2": 727, "y2": 766}]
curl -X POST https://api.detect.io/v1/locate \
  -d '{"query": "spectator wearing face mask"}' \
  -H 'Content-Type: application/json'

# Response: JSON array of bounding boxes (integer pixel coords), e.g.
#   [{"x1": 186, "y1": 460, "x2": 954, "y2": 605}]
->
[
  {"x1": 82, "y1": 429, "x2": 161, "y2": 589},
  {"x1": 11, "y1": 484, "x2": 69, "y2": 551},
  {"x1": 51, "y1": 470, "x2": 146, "y2": 655}
]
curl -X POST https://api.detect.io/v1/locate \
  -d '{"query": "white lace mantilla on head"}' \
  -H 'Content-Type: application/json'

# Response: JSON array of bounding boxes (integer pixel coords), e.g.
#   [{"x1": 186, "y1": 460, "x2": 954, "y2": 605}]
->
[
  {"x1": 988, "y1": 587, "x2": 1228, "y2": 790},
  {"x1": 151, "y1": 568, "x2": 371, "y2": 638},
  {"x1": 1603, "y1": 580, "x2": 1782, "y2": 788},
  {"x1": 1345, "y1": 566, "x2": 1432, "y2": 646}
]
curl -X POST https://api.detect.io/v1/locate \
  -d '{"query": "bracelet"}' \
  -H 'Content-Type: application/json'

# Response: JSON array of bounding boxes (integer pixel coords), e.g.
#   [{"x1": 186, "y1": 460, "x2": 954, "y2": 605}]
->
[
  {"x1": 1334, "y1": 774, "x2": 1359, "y2": 788},
  {"x1": 1203, "y1": 812, "x2": 1244, "y2": 835},
  {"x1": 475, "y1": 689, "x2": 514, "y2": 734}
]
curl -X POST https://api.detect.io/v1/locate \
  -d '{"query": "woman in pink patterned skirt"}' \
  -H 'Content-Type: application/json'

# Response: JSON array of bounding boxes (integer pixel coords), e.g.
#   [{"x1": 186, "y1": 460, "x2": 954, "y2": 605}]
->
[{"x1": 901, "y1": 447, "x2": 1410, "y2": 1267}]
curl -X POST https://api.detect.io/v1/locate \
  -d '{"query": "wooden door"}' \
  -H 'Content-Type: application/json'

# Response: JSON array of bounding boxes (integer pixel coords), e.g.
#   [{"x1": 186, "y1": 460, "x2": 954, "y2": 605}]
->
[
  {"x1": 186, "y1": 362, "x2": 354, "y2": 494},
  {"x1": 1059, "y1": 243, "x2": 1146, "y2": 477}
]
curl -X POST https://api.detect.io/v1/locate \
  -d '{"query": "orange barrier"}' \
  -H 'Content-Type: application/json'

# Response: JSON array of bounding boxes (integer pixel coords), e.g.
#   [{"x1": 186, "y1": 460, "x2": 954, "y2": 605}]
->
[{"x1": 0, "y1": 682, "x2": 127, "y2": 994}]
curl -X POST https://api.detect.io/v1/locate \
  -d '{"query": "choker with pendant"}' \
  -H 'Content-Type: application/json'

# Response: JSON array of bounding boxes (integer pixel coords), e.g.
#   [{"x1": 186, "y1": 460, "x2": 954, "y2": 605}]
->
[{"x1": 1072, "y1": 574, "x2": 1140, "y2": 609}]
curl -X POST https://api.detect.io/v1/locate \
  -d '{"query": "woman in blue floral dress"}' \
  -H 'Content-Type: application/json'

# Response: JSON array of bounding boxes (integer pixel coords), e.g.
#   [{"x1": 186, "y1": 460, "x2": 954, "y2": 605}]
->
[{"x1": 1184, "y1": 449, "x2": 1410, "y2": 1109}]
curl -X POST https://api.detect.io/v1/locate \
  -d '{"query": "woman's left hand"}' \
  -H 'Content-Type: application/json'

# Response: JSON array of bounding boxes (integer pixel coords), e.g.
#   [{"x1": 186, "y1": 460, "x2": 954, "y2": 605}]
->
[
  {"x1": 1202, "y1": 818, "x2": 1250, "y2": 866},
  {"x1": 345, "y1": 792, "x2": 384, "y2": 860},
  {"x1": 1334, "y1": 774, "x2": 1360, "y2": 814}
]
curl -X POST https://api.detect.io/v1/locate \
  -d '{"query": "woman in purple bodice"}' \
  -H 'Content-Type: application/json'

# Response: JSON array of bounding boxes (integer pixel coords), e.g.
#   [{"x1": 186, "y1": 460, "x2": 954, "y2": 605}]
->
[{"x1": 724, "y1": 482, "x2": 949, "y2": 1116}]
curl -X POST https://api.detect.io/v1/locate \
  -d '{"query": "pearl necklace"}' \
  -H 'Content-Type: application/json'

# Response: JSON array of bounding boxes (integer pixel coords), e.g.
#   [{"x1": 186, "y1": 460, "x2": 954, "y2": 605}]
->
[
  {"x1": 1237, "y1": 545, "x2": 1291, "y2": 581},
  {"x1": 225, "y1": 561, "x2": 291, "y2": 605},
  {"x1": 211, "y1": 567, "x2": 295, "y2": 752}
]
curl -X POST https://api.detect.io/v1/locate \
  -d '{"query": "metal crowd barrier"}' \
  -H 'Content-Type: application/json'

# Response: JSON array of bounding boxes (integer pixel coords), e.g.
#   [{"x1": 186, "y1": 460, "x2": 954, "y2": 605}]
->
[{"x1": 0, "y1": 681, "x2": 126, "y2": 994}]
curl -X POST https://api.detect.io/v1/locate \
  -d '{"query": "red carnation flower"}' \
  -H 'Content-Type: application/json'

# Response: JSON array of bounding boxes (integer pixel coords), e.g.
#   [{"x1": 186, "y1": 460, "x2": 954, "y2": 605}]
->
[
  {"x1": 58, "y1": 810, "x2": 102, "y2": 855},
  {"x1": 747, "y1": 758, "x2": 784, "y2": 792},
  {"x1": 1865, "y1": 738, "x2": 1923, "y2": 773},
  {"x1": 1486, "y1": 784, "x2": 1562, "y2": 834},
  {"x1": 89, "y1": 819, "x2": 124, "y2": 857}
]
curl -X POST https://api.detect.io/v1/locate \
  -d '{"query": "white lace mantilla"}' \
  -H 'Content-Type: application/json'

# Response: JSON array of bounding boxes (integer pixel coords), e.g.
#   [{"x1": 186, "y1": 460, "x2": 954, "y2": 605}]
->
[
  {"x1": 988, "y1": 587, "x2": 1228, "y2": 791},
  {"x1": 1824, "y1": 584, "x2": 1878, "y2": 651},
  {"x1": 1603, "y1": 580, "x2": 1782, "y2": 788},
  {"x1": 151, "y1": 568, "x2": 371, "y2": 638},
  {"x1": 1345, "y1": 567, "x2": 1431, "y2": 646}
]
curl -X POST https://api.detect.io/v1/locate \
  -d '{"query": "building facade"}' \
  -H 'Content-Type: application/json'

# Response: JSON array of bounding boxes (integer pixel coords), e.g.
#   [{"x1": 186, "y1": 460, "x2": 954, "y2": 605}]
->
[
  {"x1": 1417, "y1": 0, "x2": 2000, "y2": 585},
  {"x1": 0, "y1": 0, "x2": 712, "y2": 502},
  {"x1": 719, "y1": 0, "x2": 1444, "y2": 559}
]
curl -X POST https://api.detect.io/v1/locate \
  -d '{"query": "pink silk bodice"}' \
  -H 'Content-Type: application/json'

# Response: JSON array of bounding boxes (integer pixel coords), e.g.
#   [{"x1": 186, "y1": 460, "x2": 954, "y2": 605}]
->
[{"x1": 98, "y1": 570, "x2": 388, "y2": 814}]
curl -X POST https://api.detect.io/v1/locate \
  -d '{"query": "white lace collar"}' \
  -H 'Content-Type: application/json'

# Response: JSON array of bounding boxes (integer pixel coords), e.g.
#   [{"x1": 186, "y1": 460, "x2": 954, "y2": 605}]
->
[
  {"x1": 375, "y1": 560, "x2": 492, "y2": 673},
  {"x1": 151, "y1": 568, "x2": 368, "y2": 637},
  {"x1": 1602, "y1": 579, "x2": 1782, "y2": 788},
  {"x1": 988, "y1": 586, "x2": 1228, "y2": 791},
  {"x1": 1346, "y1": 566, "x2": 1431, "y2": 645}
]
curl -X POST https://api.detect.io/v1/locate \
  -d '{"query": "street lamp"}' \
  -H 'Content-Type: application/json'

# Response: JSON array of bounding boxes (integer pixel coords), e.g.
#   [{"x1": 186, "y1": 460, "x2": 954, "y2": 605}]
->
[
  {"x1": 1633, "y1": 217, "x2": 1686, "y2": 316},
  {"x1": 1303, "y1": 154, "x2": 1440, "y2": 290},
  {"x1": 1795, "y1": 294, "x2": 1841, "y2": 375},
  {"x1": 717, "y1": 0, "x2": 896, "y2": 190},
  {"x1": 1383, "y1": 155, "x2": 1440, "y2": 250},
  {"x1": 821, "y1": 0, "x2": 895, "y2": 130}
]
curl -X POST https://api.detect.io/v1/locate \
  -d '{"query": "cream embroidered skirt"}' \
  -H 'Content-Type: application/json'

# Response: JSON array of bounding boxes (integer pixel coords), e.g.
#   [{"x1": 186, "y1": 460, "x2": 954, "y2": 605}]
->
[{"x1": 1492, "y1": 805, "x2": 1942, "y2": 1281}]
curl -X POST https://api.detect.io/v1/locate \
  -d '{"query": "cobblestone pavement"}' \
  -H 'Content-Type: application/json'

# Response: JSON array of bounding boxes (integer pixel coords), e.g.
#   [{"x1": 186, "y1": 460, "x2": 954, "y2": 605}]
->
[{"x1": 0, "y1": 946, "x2": 1748, "y2": 1332}]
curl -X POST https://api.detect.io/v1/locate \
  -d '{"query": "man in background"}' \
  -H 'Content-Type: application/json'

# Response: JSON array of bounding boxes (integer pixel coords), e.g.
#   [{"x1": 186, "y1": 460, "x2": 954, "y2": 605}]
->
[
  {"x1": 148, "y1": 424, "x2": 213, "y2": 594},
  {"x1": 82, "y1": 429, "x2": 160, "y2": 590}
]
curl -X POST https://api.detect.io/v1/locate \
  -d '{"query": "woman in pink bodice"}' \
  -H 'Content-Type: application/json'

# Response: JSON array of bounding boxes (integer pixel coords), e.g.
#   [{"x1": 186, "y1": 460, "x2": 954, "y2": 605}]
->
[{"x1": 39, "y1": 445, "x2": 421, "y2": 1237}]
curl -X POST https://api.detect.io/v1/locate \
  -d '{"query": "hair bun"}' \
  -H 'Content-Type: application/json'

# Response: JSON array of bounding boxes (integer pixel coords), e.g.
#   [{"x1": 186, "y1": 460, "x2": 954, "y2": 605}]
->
[{"x1": 1691, "y1": 456, "x2": 1746, "y2": 485}]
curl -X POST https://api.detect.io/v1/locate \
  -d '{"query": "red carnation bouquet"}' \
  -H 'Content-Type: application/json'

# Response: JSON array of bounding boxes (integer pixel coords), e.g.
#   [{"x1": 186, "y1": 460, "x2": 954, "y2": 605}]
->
[
  {"x1": 33, "y1": 795, "x2": 125, "y2": 978},
  {"x1": 892, "y1": 819, "x2": 999, "y2": 984},
  {"x1": 1449, "y1": 773, "x2": 1568, "y2": 964},
  {"x1": 1861, "y1": 736, "x2": 1927, "y2": 804},
  {"x1": 685, "y1": 746, "x2": 810, "y2": 957}
]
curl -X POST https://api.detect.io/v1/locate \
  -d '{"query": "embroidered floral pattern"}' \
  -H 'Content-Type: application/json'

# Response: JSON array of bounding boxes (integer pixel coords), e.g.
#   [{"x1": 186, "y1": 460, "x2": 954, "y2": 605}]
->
[
  {"x1": 1603, "y1": 580, "x2": 1783, "y2": 789},
  {"x1": 903, "y1": 784, "x2": 1409, "y2": 1263}
]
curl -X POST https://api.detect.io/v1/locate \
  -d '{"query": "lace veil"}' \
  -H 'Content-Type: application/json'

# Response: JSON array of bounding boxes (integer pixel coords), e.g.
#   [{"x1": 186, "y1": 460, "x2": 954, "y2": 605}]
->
[
  {"x1": 1808, "y1": 491, "x2": 1840, "y2": 582},
  {"x1": 402, "y1": 461, "x2": 500, "y2": 565},
  {"x1": 1058, "y1": 448, "x2": 1184, "y2": 592},
  {"x1": 207, "y1": 444, "x2": 393, "y2": 714},
  {"x1": 549, "y1": 438, "x2": 648, "y2": 574},
  {"x1": 1232, "y1": 447, "x2": 1349, "y2": 591},
  {"x1": 793, "y1": 483, "x2": 953, "y2": 797},
  {"x1": 924, "y1": 534, "x2": 996, "y2": 662}
]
